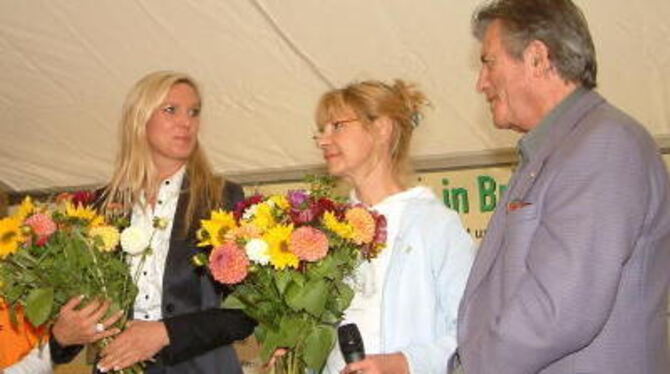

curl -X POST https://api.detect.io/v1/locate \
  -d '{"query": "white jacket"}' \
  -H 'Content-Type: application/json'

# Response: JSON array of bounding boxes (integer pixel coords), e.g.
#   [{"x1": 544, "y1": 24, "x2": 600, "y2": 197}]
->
[{"x1": 327, "y1": 187, "x2": 475, "y2": 373}]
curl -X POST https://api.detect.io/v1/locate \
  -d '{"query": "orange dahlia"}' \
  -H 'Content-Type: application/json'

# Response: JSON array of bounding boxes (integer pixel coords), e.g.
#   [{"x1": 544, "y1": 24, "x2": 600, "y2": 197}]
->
[
  {"x1": 289, "y1": 226, "x2": 329, "y2": 262},
  {"x1": 345, "y1": 207, "x2": 376, "y2": 245},
  {"x1": 209, "y1": 243, "x2": 250, "y2": 285}
]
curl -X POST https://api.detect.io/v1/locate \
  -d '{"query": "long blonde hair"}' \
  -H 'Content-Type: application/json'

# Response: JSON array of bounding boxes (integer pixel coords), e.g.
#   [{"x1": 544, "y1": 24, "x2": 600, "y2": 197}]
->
[
  {"x1": 315, "y1": 79, "x2": 429, "y2": 181},
  {"x1": 102, "y1": 71, "x2": 225, "y2": 234}
]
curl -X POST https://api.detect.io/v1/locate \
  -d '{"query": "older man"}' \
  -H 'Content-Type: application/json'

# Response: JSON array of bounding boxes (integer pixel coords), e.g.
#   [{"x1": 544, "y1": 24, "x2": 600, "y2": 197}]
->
[{"x1": 452, "y1": 0, "x2": 670, "y2": 373}]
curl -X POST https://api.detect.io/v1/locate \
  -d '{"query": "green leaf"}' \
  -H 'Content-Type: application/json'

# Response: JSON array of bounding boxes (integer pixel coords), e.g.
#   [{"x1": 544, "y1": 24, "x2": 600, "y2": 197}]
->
[
  {"x1": 259, "y1": 327, "x2": 282, "y2": 362},
  {"x1": 330, "y1": 281, "x2": 354, "y2": 314},
  {"x1": 222, "y1": 294, "x2": 246, "y2": 309},
  {"x1": 274, "y1": 270, "x2": 292, "y2": 295},
  {"x1": 24, "y1": 287, "x2": 54, "y2": 326},
  {"x1": 285, "y1": 278, "x2": 328, "y2": 317},
  {"x1": 276, "y1": 316, "x2": 310, "y2": 348},
  {"x1": 302, "y1": 325, "x2": 336, "y2": 371},
  {"x1": 308, "y1": 254, "x2": 340, "y2": 280},
  {"x1": 290, "y1": 272, "x2": 306, "y2": 287}
]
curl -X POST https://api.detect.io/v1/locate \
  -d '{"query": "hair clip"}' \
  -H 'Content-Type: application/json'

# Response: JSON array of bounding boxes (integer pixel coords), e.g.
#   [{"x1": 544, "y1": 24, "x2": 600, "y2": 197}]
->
[{"x1": 410, "y1": 112, "x2": 423, "y2": 128}]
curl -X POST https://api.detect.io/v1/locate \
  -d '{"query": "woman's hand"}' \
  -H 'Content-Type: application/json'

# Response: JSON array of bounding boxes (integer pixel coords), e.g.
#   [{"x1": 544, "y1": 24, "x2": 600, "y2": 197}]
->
[
  {"x1": 261, "y1": 348, "x2": 289, "y2": 371},
  {"x1": 340, "y1": 353, "x2": 409, "y2": 374},
  {"x1": 97, "y1": 320, "x2": 170, "y2": 372},
  {"x1": 51, "y1": 296, "x2": 122, "y2": 346}
]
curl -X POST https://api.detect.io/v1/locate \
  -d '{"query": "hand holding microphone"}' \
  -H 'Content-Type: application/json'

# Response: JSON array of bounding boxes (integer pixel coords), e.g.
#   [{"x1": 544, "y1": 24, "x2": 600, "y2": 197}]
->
[{"x1": 338, "y1": 323, "x2": 410, "y2": 374}]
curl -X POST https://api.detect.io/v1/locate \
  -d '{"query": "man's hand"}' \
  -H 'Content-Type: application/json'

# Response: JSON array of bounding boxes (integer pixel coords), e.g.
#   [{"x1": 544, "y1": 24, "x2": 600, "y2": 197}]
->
[
  {"x1": 341, "y1": 353, "x2": 410, "y2": 374},
  {"x1": 98, "y1": 320, "x2": 170, "y2": 372},
  {"x1": 51, "y1": 296, "x2": 122, "y2": 346}
]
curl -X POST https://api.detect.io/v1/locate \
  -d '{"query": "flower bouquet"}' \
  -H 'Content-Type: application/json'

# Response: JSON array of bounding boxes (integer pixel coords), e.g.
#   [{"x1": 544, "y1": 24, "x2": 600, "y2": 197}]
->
[
  {"x1": 0, "y1": 194, "x2": 143, "y2": 373},
  {"x1": 194, "y1": 177, "x2": 386, "y2": 373}
]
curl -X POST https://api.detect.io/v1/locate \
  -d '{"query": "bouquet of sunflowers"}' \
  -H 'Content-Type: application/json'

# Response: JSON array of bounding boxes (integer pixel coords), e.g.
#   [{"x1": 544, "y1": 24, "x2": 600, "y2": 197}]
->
[
  {"x1": 194, "y1": 177, "x2": 386, "y2": 373},
  {"x1": 0, "y1": 193, "x2": 142, "y2": 373}
]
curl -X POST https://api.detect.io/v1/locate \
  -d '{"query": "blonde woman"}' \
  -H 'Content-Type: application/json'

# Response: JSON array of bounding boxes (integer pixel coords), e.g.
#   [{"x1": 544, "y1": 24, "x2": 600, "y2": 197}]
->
[
  {"x1": 314, "y1": 80, "x2": 475, "y2": 374},
  {"x1": 50, "y1": 71, "x2": 255, "y2": 373}
]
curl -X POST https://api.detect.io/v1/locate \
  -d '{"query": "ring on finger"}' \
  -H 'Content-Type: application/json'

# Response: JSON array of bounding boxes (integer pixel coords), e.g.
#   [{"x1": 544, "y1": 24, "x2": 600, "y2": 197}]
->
[{"x1": 95, "y1": 323, "x2": 105, "y2": 333}]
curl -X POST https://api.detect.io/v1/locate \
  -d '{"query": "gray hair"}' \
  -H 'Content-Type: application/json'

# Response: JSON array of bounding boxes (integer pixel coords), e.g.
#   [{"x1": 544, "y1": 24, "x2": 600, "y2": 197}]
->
[{"x1": 472, "y1": 0, "x2": 597, "y2": 89}]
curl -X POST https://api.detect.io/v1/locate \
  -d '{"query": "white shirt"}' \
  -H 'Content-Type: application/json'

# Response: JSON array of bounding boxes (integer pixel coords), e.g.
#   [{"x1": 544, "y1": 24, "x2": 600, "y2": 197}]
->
[{"x1": 129, "y1": 167, "x2": 185, "y2": 321}]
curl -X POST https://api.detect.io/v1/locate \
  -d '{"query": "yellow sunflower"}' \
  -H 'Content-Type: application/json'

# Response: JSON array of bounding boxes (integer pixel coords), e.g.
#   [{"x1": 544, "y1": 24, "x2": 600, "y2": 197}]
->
[
  {"x1": 264, "y1": 223, "x2": 298, "y2": 270},
  {"x1": 322, "y1": 211, "x2": 354, "y2": 240},
  {"x1": 15, "y1": 196, "x2": 35, "y2": 221},
  {"x1": 0, "y1": 217, "x2": 25, "y2": 259},
  {"x1": 89, "y1": 225, "x2": 121, "y2": 252},
  {"x1": 268, "y1": 195, "x2": 290, "y2": 210},
  {"x1": 65, "y1": 202, "x2": 104, "y2": 227},
  {"x1": 197, "y1": 210, "x2": 237, "y2": 247},
  {"x1": 251, "y1": 203, "x2": 276, "y2": 231}
]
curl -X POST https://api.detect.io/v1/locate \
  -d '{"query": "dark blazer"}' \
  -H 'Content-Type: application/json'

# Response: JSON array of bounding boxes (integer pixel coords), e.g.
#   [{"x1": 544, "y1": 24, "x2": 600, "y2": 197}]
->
[
  {"x1": 52, "y1": 180, "x2": 256, "y2": 374},
  {"x1": 453, "y1": 90, "x2": 670, "y2": 373}
]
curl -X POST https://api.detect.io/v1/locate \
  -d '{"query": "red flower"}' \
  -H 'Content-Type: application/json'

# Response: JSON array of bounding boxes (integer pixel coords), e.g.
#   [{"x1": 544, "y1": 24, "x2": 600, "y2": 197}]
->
[
  {"x1": 209, "y1": 243, "x2": 250, "y2": 284},
  {"x1": 234, "y1": 195, "x2": 265, "y2": 220},
  {"x1": 72, "y1": 190, "x2": 96, "y2": 206}
]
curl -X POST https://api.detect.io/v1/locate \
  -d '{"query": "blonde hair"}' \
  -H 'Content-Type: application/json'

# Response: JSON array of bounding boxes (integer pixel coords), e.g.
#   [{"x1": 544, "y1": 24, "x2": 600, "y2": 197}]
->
[
  {"x1": 102, "y1": 71, "x2": 225, "y2": 234},
  {"x1": 315, "y1": 79, "x2": 429, "y2": 180}
]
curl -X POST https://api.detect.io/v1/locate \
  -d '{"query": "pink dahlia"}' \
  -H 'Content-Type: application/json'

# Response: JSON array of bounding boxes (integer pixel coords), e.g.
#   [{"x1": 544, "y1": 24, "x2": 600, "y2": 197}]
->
[
  {"x1": 288, "y1": 226, "x2": 329, "y2": 262},
  {"x1": 24, "y1": 213, "x2": 57, "y2": 245},
  {"x1": 209, "y1": 243, "x2": 249, "y2": 284}
]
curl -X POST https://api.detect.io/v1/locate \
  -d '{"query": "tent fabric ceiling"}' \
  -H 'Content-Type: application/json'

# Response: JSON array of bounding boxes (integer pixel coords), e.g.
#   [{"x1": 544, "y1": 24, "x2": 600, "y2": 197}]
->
[{"x1": 1, "y1": 0, "x2": 668, "y2": 192}]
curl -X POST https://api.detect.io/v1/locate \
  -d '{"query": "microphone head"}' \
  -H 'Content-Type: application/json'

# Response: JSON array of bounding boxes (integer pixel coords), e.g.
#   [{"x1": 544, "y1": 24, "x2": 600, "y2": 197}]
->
[{"x1": 338, "y1": 323, "x2": 365, "y2": 364}]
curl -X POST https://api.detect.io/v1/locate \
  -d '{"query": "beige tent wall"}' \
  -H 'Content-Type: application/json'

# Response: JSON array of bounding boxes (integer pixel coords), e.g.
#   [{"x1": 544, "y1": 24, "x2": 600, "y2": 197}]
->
[{"x1": 1, "y1": 0, "x2": 669, "y2": 193}]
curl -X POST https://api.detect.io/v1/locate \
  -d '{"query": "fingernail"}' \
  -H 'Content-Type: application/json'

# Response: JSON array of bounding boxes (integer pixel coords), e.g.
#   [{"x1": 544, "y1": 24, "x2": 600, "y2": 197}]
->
[{"x1": 97, "y1": 366, "x2": 108, "y2": 373}]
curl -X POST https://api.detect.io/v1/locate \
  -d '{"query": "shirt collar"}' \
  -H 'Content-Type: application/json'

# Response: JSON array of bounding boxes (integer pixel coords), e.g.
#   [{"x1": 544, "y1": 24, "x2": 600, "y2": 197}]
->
[
  {"x1": 160, "y1": 165, "x2": 186, "y2": 195},
  {"x1": 518, "y1": 87, "x2": 587, "y2": 166}
]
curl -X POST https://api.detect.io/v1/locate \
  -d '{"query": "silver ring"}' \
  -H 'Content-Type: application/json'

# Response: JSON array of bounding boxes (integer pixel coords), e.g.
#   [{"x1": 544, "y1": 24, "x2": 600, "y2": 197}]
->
[{"x1": 95, "y1": 323, "x2": 105, "y2": 333}]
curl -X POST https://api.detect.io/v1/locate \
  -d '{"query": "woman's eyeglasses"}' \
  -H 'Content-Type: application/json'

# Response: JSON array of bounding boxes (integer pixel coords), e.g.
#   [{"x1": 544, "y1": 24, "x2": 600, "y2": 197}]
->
[{"x1": 312, "y1": 118, "x2": 359, "y2": 142}]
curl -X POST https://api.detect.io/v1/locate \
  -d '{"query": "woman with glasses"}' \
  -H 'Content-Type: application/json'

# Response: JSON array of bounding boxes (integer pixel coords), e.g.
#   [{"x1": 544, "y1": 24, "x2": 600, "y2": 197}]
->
[{"x1": 314, "y1": 80, "x2": 475, "y2": 374}]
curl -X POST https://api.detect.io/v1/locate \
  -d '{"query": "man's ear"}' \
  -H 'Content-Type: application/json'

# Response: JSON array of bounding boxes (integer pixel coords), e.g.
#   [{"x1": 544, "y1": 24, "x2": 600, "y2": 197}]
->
[{"x1": 524, "y1": 40, "x2": 551, "y2": 76}]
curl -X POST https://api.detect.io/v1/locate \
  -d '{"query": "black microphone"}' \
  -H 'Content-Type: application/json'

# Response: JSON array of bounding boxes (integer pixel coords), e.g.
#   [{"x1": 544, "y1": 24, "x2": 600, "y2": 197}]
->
[{"x1": 338, "y1": 323, "x2": 365, "y2": 364}]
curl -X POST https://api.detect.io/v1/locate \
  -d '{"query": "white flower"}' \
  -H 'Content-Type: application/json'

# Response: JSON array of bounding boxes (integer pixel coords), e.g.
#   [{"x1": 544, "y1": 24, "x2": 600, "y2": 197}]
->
[
  {"x1": 120, "y1": 226, "x2": 150, "y2": 256},
  {"x1": 245, "y1": 238, "x2": 270, "y2": 265},
  {"x1": 242, "y1": 204, "x2": 259, "y2": 220}
]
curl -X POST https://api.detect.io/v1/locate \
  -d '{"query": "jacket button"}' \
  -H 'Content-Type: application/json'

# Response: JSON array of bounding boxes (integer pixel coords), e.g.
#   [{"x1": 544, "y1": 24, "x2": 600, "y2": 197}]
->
[{"x1": 165, "y1": 303, "x2": 175, "y2": 314}]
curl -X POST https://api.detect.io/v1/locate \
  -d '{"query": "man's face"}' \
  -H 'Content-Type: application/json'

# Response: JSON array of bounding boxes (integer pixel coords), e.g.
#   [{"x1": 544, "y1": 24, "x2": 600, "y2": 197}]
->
[{"x1": 476, "y1": 20, "x2": 535, "y2": 132}]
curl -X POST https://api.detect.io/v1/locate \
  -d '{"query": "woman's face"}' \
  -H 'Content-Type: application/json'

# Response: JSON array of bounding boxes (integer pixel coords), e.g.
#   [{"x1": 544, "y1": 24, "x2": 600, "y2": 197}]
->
[
  {"x1": 315, "y1": 108, "x2": 381, "y2": 181},
  {"x1": 146, "y1": 83, "x2": 201, "y2": 170}
]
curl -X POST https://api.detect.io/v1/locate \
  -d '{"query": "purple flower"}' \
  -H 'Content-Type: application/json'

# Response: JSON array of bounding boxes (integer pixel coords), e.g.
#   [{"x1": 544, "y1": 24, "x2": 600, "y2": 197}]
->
[{"x1": 287, "y1": 190, "x2": 309, "y2": 208}]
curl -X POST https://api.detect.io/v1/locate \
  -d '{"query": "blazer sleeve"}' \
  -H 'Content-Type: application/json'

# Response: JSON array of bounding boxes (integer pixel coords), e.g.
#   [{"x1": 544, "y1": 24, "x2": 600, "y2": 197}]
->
[
  {"x1": 161, "y1": 308, "x2": 256, "y2": 364},
  {"x1": 461, "y1": 120, "x2": 654, "y2": 373},
  {"x1": 48, "y1": 336, "x2": 83, "y2": 365},
  {"x1": 159, "y1": 181, "x2": 256, "y2": 365}
]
